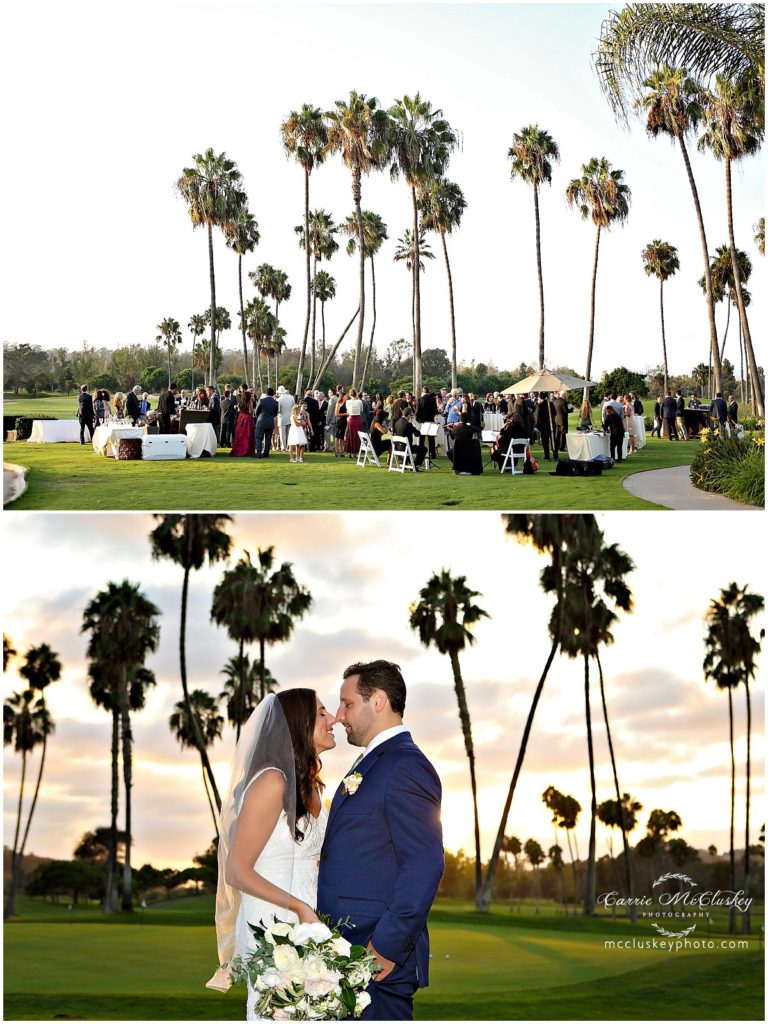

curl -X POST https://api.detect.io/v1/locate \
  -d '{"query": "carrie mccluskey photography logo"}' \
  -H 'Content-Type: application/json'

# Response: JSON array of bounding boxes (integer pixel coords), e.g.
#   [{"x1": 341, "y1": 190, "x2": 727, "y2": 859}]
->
[{"x1": 599, "y1": 872, "x2": 753, "y2": 952}]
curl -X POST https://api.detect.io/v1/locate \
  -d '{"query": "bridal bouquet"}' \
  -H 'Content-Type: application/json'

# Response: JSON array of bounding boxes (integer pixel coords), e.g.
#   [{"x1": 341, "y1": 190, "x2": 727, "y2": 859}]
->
[{"x1": 226, "y1": 918, "x2": 378, "y2": 1020}]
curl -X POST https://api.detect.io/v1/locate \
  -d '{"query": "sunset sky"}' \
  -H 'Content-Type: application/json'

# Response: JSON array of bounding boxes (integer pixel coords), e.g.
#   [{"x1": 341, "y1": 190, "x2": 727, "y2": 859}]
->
[
  {"x1": 2, "y1": 511, "x2": 763, "y2": 869},
  {"x1": 3, "y1": 1, "x2": 764, "y2": 379}
]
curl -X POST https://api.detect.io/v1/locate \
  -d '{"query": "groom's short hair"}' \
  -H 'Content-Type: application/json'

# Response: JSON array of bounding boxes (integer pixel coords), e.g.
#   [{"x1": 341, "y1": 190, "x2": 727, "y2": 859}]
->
[{"x1": 343, "y1": 660, "x2": 406, "y2": 715}]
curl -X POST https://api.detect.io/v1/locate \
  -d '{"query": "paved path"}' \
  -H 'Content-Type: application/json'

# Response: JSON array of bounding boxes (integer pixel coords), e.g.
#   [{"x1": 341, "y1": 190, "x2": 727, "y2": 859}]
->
[
  {"x1": 3, "y1": 463, "x2": 28, "y2": 506},
  {"x1": 623, "y1": 464, "x2": 761, "y2": 511}
]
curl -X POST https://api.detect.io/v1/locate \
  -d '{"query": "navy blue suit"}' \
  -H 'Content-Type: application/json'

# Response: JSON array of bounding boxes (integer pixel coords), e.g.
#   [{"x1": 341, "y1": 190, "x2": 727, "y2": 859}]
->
[{"x1": 317, "y1": 731, "x2": 443, "y2": 1021}]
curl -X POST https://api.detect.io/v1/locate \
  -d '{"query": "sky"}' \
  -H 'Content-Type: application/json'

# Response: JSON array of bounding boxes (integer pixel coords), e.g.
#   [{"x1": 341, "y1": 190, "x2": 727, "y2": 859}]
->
[
  {"x1": 2, "y1": 511, "x2": 764, "y2": 869},
  {"x1": 2, "y1": 1, "x2": 764, "y2": 382}
]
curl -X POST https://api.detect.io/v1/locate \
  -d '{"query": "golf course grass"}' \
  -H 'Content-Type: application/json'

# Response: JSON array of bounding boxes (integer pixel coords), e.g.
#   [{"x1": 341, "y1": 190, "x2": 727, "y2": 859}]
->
[{"x1": 3, "y1": 896, "x2": 763, "y2": 1020}]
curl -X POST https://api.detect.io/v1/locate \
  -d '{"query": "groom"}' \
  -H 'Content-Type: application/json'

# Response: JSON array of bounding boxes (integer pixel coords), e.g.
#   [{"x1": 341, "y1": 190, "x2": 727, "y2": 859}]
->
[{"x1": 317, "y1": 660, "x2": 444, "y2": 1021}]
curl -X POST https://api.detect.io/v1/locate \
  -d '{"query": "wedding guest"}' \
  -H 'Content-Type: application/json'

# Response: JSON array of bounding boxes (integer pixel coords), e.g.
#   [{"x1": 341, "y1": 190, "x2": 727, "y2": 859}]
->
[
  {"x1": 370, "y1": 409, "x2": 392, "y2": 460},
  {"x1": 303, "y1": 389, "x2": 322, "y2": 452},
  {"x1": 491, "y1": 416, "x2": 525, "y2": 471},
  {"x1": 334, "y1": 388, "x2": 348, "y2": 457},
  {"x1": 277, "y1": 386, "x2": 294, "y2": 451},
  {"x1": 393, "y1": 406, "x2": 426, "y2": 468},
  {"x1": 651, "y1": 395, "x2": 663, "y2": 438},
  {"x1": 114, "y1": 391, "x2": 126, "y2": 419},
  {"x1": 287, "y1": 402, "x2": 308, "y2": 463},
  {"x1": 579, "y1": 397, "x2": 593, "y2": 430},
  {"x1": 78, "y1": 384, "x2": 94, "y2": 444},
  {"x1": 552, "y1": 391, "x2": 569, "y2": 455},
  {"x1": 157, "y1": 385, "x2": 177, "y2": 433},
  {"x1": 255, "y1": 387, "x2": 279, "y2": 458},
  {"x1": 126, "y1": 385, "x2": 142, "y2": 426},
  {"x1": 604, "y1": 405, "x2": 625, "y2": 462},
  {"x1": 534, "y1": 393, "x2": 554, "y2": 460},
  {"x1": 344, "y1": 388, "x2": 364, "y2": 456},
  {"x1": 675, "y1": 389, "x2": 688, "y2": 441},
  {"x1": 230, "y1": 389, "x2": 256, "y2": 457},
  {"x1": 484, "y1": 392, "x2": 496, "y2": 412},
  {"x1": 623, "y1": 394, "x2": 637, "y2": 455},
  {"x1": 689, "y1": 393, "x2": 701, "y2": 409},
  {"x1": 383, "y1": 393, "x2": 395, "y2": 426},
  {"x1": 140, "y1": 392, "x2": 151, "y2": 417},
  {"x1": 662, "y1": 391, "x2": 678, "y2": 440},
  {"x1": 727, "y1": 394, "x2": 739, "y2": 435},
  {"x1": 417, "y1": 385, "x2": 438, "y2": 460},
  {"x1": 324, "y1": 388, "x2": 337, "y2": 452},
  {"x1": 710, "y1": 391, "x2": 728, "y2": 434},
  {"x1": 317, "y1": 390, "x2": 329, "y2": 446},
  {"x1": 449, "y1": 413, "x2": 483, "y2": 475},
  {"x1": 220, "y1": 388, "x2": 235, "y2": 447},
  {"x1": 206, "y1": 385, "x2": 221, "y2": 440}
]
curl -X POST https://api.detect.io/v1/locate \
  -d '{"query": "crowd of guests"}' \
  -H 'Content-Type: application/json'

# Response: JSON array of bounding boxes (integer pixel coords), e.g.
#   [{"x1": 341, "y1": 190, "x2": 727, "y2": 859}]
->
[
  {"x1": 650, "y1": 389, "x2": 741, "y2": 441},
  {"x1": 76, "y1": 384, "x2": 152, "y2": 444}
]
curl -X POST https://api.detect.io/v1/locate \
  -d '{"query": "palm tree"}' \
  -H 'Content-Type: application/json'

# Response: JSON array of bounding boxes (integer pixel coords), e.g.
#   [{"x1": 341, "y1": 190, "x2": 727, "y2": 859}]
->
[
  {"x1": 594, "y1": 3, "x2": 765, "y2": 119},
  {"x1": 524, "y1": 838, "x2": 545, "y2": 913},
  {"x1": 188, "y1": 314, "x2": 206, "y2": 389},
  {"x1": 566, "y1": 158, "x2": 631, "y2": 402},
  {"x1": 176, "y1": 148, "x2": 244, "y2": 385},
  {"x1": 543, "y1": 786, "x2": 583, "y2": 915},
  {"x1": 704, "y1": 583, "x2": 764, "y2": 933},
  {"x1": 389, "y1": 94, "x2": 457, "y2": 393},
  {"x1": 295, "y1": 210, "x2": 338, "y2": 383},
  {"x1": 4, "y1": 634, "x2": 16, "y2": 672},
  {"x1": 597, "y1": 793, "x2": 642, "y2": 916},
  {"x1": 698, "y1": 72, "x2": 764, "y2": 415},
  {"x1": 219, "y1": 653, "x2": 262, "y2": 736},
  {"x1": 82, "y1": 581, "x2": 160, "y2": 911},
  {"x1": 156, "y1": 318, "x2": 182, "y2": 390},
  {"x1": 325, "y1": 92, "x2": 392, "y2": 390},
  {"x1": 3, "y1": 645, "x2": 60, "y2": 919},
  {"x1": 700, "y1": 247, "x2": 753, "y2": 399},
  {"x1": 477, "y1": 515, "x2": 595, "y2": 912},
  {"x1": 419, "y1": 178, "x2": 466, "y2": 389},
  {"x1": 149, "y1": 515, "x2": 231, "y2": 813},
  {"x1": 225, "y1": 203, "x2": 260, "y2": 387},
  {"x1": 204, "y1": 306, "x2": 231, "y2": 374},
  {"x1": 169, "y1": 690, "x2": 224, "y2": 836},
  {"x1": 637, "y1": 65, "x2": 721, "y2": 395},
  {"x1": 641, "y1": 240, "x2": 680, "y2": 395},
  {"x1": 509, "y1": 126, "x2": 560, "y2": 370},
  {"x1": 755, "y1": 216, "x2": 765, "y2": 254},
  {"x1": 313, "y1": 270, "x2": 336, "y2": 368},
  {"x1": 409, "y1": 571, "x2": 488, "y2": 906},
  {"x1": 242, "y1": 297, "x2": 276, "y2": 391},
  {"x1": 271, "y1": 270, "x2": 291, "y2": 387},
  {"x1": 394, "y1": 228, "x2": 435, "y2": 354},
  {"x1": 281, "y1": 105, "x2": 328, "y2": 395},
  {"x1": 342, "y1": 210, "x2": 389, "y2": 390}
]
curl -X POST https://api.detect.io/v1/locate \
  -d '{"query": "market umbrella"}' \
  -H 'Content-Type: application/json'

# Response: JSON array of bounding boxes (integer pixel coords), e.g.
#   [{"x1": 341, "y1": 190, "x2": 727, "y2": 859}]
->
[{"x1": 500, "y1": 368, "x2": 598, "y2": 460}]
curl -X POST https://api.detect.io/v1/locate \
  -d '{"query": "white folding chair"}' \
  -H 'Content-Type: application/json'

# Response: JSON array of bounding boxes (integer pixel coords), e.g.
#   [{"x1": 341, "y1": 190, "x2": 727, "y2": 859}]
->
[
  {"x1": 500, "y1": 438, "x2": 529, "y2": 475},
  {"x1": 388, "y1": 436, "x2": 416, "y2": 474},
  {"x1": 356, "y1": 431, "x2": 381, "y2": 468}
]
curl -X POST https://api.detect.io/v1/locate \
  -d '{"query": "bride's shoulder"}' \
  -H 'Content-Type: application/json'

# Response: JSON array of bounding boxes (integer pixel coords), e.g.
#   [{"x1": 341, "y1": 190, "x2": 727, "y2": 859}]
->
[{"x1": 238, "y1": 766, "x2": 288, "y2": 806}]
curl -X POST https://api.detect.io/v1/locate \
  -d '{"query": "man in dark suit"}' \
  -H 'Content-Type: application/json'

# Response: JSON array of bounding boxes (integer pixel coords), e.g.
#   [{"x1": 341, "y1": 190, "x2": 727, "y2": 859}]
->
[
  {"x1": 651, "y1": 395, "x2": 662, "y2": 438},
  {"x1": 551, "y1": 391, "x2": 569, "y2": 455},
  {"x1": 220, "y1": 388, "x2": 235, "y2": 448},
  {"x1": 77, "y1": 384, "x2": 94, "y2": 444},
  {"x1": 662, "y1": 391, "x2": 678, "y2": 440},
  {"x1": 416, "y1": 386, "x2": 438, "y2": 459},
  {"x1": 534, "y1": 393, "x2": 555, "y2": 460},
  {"x1": 710, "y1": 391, "x2": 728, "y2": 434},
  {"x1": 254, "y1": 387, "x2": 279, "y2": 457},
  {"x1": 126, "y1": 385, "x2": 142, "y2": 426},
  {"x1": 303, "y1": 389, "x2": 322, "y2": 452},
  {"x1": 319, "y1": 660, "x2": 444, "y2": 1022},
  {"x1": 393, "y1": 407, "x2": 427, "y2": 468},
  {"x1": 675, "y1": 389, "x2": 688, "y2": 441},
  {"x1": 157, "y1": 384, "x2": 178, "y2": 433},
  {"x1": 726, "y1": 394, "x2": 739, "y2": 435},
  {"x1": 206, "y1": 386, "x2": 221, "y2": 440}
]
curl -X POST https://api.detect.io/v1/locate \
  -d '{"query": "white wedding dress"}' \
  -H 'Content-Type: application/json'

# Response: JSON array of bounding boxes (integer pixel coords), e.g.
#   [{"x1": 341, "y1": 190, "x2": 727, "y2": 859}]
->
[{"x1": 234, "y1": 768, "x2": 328, "y2": 1020}]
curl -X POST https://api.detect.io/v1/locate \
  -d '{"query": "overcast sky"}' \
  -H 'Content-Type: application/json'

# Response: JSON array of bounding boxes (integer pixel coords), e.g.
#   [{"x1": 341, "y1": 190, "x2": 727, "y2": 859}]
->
[
  {"x1": 3, "y1": 1, "x2": 764, "y2": 381},
  {"x1": 3, "y1": 511, "x2": 763, "y2": 869}
]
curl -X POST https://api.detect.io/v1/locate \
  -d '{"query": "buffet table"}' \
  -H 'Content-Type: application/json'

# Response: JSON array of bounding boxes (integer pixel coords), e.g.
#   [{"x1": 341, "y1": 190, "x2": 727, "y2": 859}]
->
[
  {"x1": 92, "y1": 424, "x2": 145, "y2": 457},
  {"x1": 483, "y1": 412, "x2": 504, "y2": 432},
  {"x1": 566, "y1": 431, "x2": 628, "y2": 461},
  {"x1": 186, "y1": 422, "x2": 218, "y2": 458},
  {"x1": 27, "y1": 420, "x2": 81, "y2": 443}
]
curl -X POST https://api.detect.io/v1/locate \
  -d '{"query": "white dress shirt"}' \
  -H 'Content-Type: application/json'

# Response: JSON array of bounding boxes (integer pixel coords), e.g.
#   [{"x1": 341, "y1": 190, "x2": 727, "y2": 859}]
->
[{"x1": 361, "y1": 723, "x2": 408, "y2": 759}]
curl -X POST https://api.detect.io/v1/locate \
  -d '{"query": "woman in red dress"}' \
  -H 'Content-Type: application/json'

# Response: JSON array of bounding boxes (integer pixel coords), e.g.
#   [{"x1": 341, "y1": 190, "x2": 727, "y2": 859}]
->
[
  {"x1": 230, "y1": 390, "x2": 256, "y2": 457},
  {"x1": 344, "y1": 387, "x2": 364, "y2": 456}
]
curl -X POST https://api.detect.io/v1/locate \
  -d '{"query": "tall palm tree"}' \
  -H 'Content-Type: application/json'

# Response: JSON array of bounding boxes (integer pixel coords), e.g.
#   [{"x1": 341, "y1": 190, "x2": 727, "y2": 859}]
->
[
  {"x1": 4, "y1": 634, "x2": 16, "y2": 672},
  {"x1": 281, "y1": 105, "x2": 328, "y2": 395},
  {"x1": 394, "y1": 228, "x2": 435, "y2": 352},
  {"x1": 698, "y1": 72, "x2": 764, "y2": 415},
  {"x1": 641, "y1": 240, "x2": 680, "y2": 395},
  {"x1": 509, "y1": 126, "x2": 560, "y2": 370},
  {"x1": 342, "y1": 210, "x2": 389, "y2": 390},
  {"x1": 477, "y1": 515, "x2": 595, "y2": 912},
  {"x1": 271, "y1": 270, "x2": 292, "y2": 387},
  {"x1": 204, "y1": 306, "x2": 231, "y2": 375},
  {"x1": 313, "y1": 271, "x2": 336, "y2": 368},
  {"x1": 543, "y1": 786, "x2": 583, "y2": 914},
  {"x1": 637, "y1": 65, "x2": 721, "y2": 395},
  {"x1": 149, "y1": 515, "x2": 231, "y2": 813},
  {"x1": 597, "y1": 793, "x2": 642, "y2": 917},
  {"x1": 156, "y1": 318, "x2": 182, "y2": 390},
  {"x1": 219, "y1": 653, "x2": 262, "y2": 736},
  {"x1": 418, "y1": 178, "x2": 466, "y2": 389},
  {"x1": 325, "y1": 92, "x2": 392, "y2": 390},
  {"x1": 225, "y1": 203, "x2": 260, "y2": 387},
  {"x1": 701, "y1": 246, "x2": 753, "y2": 378},
  {"x1": 755, "y1": 216, "x2": 765, "y2": 254},
  {"x1": 524, "y1": 838, "x2": 545, "y2": 913},
  {"x1": 188, "y1": 314, "x2": 206, "y2": 389},
  {"x1": 566, "y1": 158, "x2": 631, "y2": 402},
  {"x1": 169, "y1": 689, "x2": 224, "y2": 835},
  {"x1": 704, "y1": 583, "x2": 764, "y2": 933},
  {"x1": 242, "y1": 297, "x2": 276, "y2": 391},
  {"x1": 409, "y1": 571, "x2": 488, "y2": 906},
  {"x1": 389, "y1": 94, "x2": 457, "y2": 394},
  {"x1": 594, "y1": 3, "x2": 765, "y2": 119},
  {"x1": 295, "y1": 210, "x2": 339, "y2": 383},
  {"x1": 176, "y1": 148, "x2": 244, "y2": 385},
  {"x1": 82, "y1": 581, "x2": 160, "y2": 911}
]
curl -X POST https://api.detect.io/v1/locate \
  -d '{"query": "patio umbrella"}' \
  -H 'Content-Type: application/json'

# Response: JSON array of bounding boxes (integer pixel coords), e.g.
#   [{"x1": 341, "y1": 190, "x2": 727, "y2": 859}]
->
[{"x1": 501, "y1": 368, "x2": 598, "y2": 460}]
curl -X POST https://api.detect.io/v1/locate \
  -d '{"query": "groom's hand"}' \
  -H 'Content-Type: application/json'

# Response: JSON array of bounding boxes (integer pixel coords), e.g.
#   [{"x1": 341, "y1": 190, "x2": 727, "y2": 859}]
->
[{"x1": 366, "y1": 941, "x2": 395, "y2": 982}]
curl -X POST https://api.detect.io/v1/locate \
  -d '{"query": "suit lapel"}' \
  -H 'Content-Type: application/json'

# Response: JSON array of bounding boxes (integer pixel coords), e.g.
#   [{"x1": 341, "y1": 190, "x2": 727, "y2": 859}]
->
[{"x1": 325, "y1": 732, "x2": 411, "y2": 836}]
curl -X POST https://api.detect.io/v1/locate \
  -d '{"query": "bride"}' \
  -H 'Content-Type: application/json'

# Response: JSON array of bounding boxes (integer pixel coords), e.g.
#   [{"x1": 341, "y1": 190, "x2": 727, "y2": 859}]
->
[{"x1": 207, "y1": 690, "x2": 337, "y2": 1018}]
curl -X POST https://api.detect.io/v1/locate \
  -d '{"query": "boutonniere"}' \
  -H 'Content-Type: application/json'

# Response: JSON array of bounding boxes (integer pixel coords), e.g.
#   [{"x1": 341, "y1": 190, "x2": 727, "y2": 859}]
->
[{"x1": 342, "y1": 772, "x2": 363, "y2": 796}]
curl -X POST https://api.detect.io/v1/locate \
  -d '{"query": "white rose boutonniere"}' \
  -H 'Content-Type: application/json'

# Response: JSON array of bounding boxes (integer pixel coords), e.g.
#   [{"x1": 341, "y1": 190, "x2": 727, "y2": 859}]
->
[{"x1": 342, "y1": 772, "x2": 363, "y2": 796}]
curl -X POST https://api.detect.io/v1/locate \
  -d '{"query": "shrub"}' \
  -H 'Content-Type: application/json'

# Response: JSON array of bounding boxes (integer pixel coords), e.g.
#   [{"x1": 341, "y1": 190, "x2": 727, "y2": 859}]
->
[
  {"x1": 690, "y1": 431, "x2": 765, "y2": 507},
  {"x1": 217, "y1": 372, "x2": 244, "y2": 389},
  {"x1": 87, "y1": 373, "x2": 119, "y2": 393},
  {"x1": 140, "y1": 366, "x2": 170, "y2": 394}
]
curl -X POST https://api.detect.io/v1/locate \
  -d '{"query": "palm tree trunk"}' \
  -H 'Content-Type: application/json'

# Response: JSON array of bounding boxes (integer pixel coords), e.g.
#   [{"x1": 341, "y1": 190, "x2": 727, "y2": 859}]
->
[
  {"x1": 565, "y1": 828, "x2": 577, "y2": 914},
  {"x1": 659, "y1": 279, "x2": 669, "y2": 397},
  {"x1": 361, "y1": 257, "x2": 377, "y2": 391},
  {"x1": 720, "y1": 290, "x2": 731, "y2": 362},
  {"x1": 309, "y1": 257, "x2": 318, "y2": 385},
  {"x1": 259, "y1": 636, "x2": 266, "y2": 702},
  {"x1": 725, "y1": 158, "x2": 763, "y2": 415},
  {"x1": 742, "y1": 679, "x2": 751, "y2": 934},
  {"x1": 236, "y1": 637, "x2": 244, "y2": 743},
  {"x1": 411, "y1": 187, "x2": 422, "y2": 395},
  {"x1": 180, "y1": 564, "x2": 222, "y2": 811},
  {"x1": 583, "y1": 651, "x2": 597, "y2": 915},
  {"x1": 167, "y1": 344, "x2": 172, "y2": 390},
  {"x1": 239, "y1": 255, "x2": 249, "y2": 387},
  {"x1": 596, "y1": 652, "x2": 636, "y2": 923},
  {"x1": 313, "y1": 306, "x2": 360, "y2": 389},
  {"x1": 583, "y1": 225, "x2": 601, "y2": 405},
  {"x1": 202, "y1": 762, "x2": 219, "y2": 839},
  {"x1": 727, "y1": 686, "x2": 736, "y2": 934},
  {"x1": 678, "y1": 135, "x2": 721, "y2": 395},
  {"x1": 103, "y1": 706, "x2": 119, "y2": 913},
  {"x1": 296, "y1": 168, "x2": 312, "y2": 396},
  {"x1": 440, "y1": 233, "x2": 458, "y2": 391},
  {"x1": 352, "y1": 169, "x2": 366, "y2": 390},
  {"x1": 15, "y1": 725, "x2": 50, "y2": 906},
  {"x1": 533, "y1": 184, "x2": 545, "y2": 370},
  {"x1": 207, "y1": 222, "x2": 217, "y2": 387},
  {"x1": 478, "y1": 545, "x2": 565, "y2": 911},
  {"x1": 320, "y1": 300, "x2": 327, "y2": 364},
  {"x1": 119, "y1": 668, "x2": 133, "y2": 912},
  {"x1": 4, "y1": 749, "x2": 27, "y2": 919},
  {"x1": 738, "y1": 318, "x2": 745, "y2": 404},
  {"x1": 447, "y1": 649, "x2": 482, "y2": 907}
]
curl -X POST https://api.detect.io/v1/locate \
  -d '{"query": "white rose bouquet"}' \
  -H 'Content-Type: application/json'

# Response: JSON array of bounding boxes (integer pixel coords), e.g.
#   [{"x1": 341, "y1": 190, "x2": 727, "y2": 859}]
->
[{"x1": 225, "y1": 917, "x2": 377, "y2": 1020}]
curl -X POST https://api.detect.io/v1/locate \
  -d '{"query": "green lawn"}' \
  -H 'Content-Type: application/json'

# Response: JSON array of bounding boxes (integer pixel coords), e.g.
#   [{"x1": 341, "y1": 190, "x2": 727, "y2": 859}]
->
[{"x1": 3, "y1": 896, "x2": 763, "y2": 1020}]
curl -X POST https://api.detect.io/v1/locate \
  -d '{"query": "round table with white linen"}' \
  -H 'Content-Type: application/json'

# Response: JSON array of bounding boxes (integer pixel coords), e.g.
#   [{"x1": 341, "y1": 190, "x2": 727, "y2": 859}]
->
[
  {"x1": 484, "y1": 412, "x2": 504, "y2": 432},
  {"x1": 92, "y1": 424, "x2": 145, "y2": 457},
  {"x1": 566, "y1": 431, "x2": 628, "y2": 461},
  {"x1": 27, "y1": 420, "x2": 81, "y2": 443},
  {"x1": 186, "y1": 422, "x2": 218, "y2": 458}
]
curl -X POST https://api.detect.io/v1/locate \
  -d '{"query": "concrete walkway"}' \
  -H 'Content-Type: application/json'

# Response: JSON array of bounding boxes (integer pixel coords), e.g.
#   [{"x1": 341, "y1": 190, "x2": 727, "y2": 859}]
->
[
  {"x1": 3, "y1": 463, "x2": 28, "y2": 506},
  {"x1": 623, "y1": 464, "x2": 761, "y2": 511}
]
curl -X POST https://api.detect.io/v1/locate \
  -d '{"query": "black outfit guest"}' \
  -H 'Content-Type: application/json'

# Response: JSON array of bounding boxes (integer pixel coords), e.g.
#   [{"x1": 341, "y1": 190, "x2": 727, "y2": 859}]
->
[
  {"x1": 727, "y1": 397, "x2": 739, "y2": 431},
  {"x1": 77, "y1": 386, "x2": 94, "y2": 444},
  {"x1": 497, "y1": 397, "x2": 509, "y2": 415},
  {"x1": 125, "y1": 388, "x2": 141, "y2": 426},
  {"x1": 470, "y1": 397, "x2": 484, "y2": 431},
  {"x1": 490, "y1": 419, "x2": 524, "y2": 471},
  {"x1": 449, "y1": 416, "x2": 483, "y2": 475},
  {"x1": 254, "y1": 390, "x2": 279, "y2": 457},
  {"x1": 710, "y1": 393, "x2": 728, "y2": 433},
  {"x1": 206, "y1": 388, "x2": 222, "y2": 439},
  {"x1": 417, "y1": 387, "x2": 439, "y2": 458},
  {"x1": 534, "y1": 396, "x2": 554, "y2": 460},
  {"x1": 393, "y1": 412, "x2": 427, "y2": 467},
  {"x1": 662, "y1": 394, "x2": 678, "y2": 440},
  {"x1": 604, "y1": 407, "x2": 625, "y2": 461},
  {"x1": 220, "y1": 391, "x2": 236, "y2": 447},
  {"x1": 651, "y1": 398, "x2": 662, "y2": 438},
  {"x1": 157, "y1": 387, "x2": 178, "y2": 433},
  {"x1": 303, "y1": 392, "x2": 322, "y2": 452},
  {"x1": 370, "y1": 411, "x2": 392, "y2": 459},
  {"x1": 552, "y1": 395, "x2": 569, "y2": 455}
]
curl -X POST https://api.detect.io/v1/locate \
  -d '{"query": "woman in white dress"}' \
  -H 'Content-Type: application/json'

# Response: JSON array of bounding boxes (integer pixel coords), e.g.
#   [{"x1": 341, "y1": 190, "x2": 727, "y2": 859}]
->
[
  {"x1": 207, "y1": 690, "x2": 336, "y2": 1019},
  {"x1": 287, "y1": 403, "x2": 309, "y2": 463}
]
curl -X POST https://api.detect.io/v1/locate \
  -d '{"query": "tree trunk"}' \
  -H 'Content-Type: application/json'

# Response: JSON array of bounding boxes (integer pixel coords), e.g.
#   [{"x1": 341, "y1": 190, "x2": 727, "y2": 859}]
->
[
  {"x1": 167, "y1": 343, "x2": 172, "y2": 390},
  {"x1": 15, "y1": 723, "x2": 50, "y2": 909},
  {"x1": 4, "y1": 749, "x2": 27, "y2": 919},
  {"x1": 352, "y1": 169, "x2": 366, "y2": 390},
  {"x1": 659, "y1": 279, "x2": 669, "y2": 398},
  {"x1": 720, "y1": 290, "x2": 731, "y2": 362},
  {"x1": 440, "y1": 233, "x2": 458, "y2": 391},
  {"x1": 309, "y1": 256, "x2": 318, "y2": 386},
  {"x1": 236, "y1": 637, "x2": 244, "y2": 743},
  {"x1": 725, "y1": 158, "x2": 763, "y2": 415},
  {"x1": 207, "y1": 222, "x2": 217, "y2": 387},
  {"x1": 447, "y1": 649, "x2": 482, "y2": 906},
  {"x1": 727, "y1": 687, "x2": 736, "y2": 934},
  {"x1": 313, "y1": 307, "x2": 360, "y2": 389},
  {"x1": 259, "y1": 636, "x2": 266, "y2": 702},
  {"x1": 296, "y1": 168, "x2": 312, "y2": 396},
  {"x1": 239, "y1": 255, "x2": 250, "y2": 387},
  {"x1": 361, "y1": 257, "x2": 377, "y2": 391},
  {"x1": 583, "y1": 226, "x2": 601, "y2": 405},
  {"x1": 533, "y1": 184, "x2": 545, "y2": 370},
  {"x1": 596, "y1": 652, "x2": 636, "y2": 923},
  {"x1": 583, "y1": 651, "x2": 597, "y2": 915},
  {"x1": 742, "y1": 679, "x2": 751, "y2": 934},
  {"x1": 202, "y1": 762, "x2": 219, "y2": 839},
  {"x1": 119, "y1": 667, "x2": 133, "y2": 912},
  {"x1": 678, "y1": 135, "x2": 721, "y2": 395},
  {"x1": 103, "y1": 706, "x2": 119, "y2": 913},
  {"x1": 411, "y1": 187, "x2": 422, "y2": 395},
  {"x1": 738, "y1": 317, "x2": 745, "y2": 404}
]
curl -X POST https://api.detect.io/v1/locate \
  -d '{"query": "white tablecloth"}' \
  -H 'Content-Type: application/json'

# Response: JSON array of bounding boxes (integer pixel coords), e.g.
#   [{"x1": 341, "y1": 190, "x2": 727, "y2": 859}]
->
[
  {"x1": 92, "y1": 424, "x2": 145, "y2": 457},
  {"x1": 27, "y1": 420, "x2": 81, "y2": 443},
  {"x1": 484, "y1": 412, "x2": 504, "y2": 431},
  {"x1": 186, "y1": 422, "x2": 217, "y2": 458},
  {"x1": 566, "y1": 432, "x2": 628, "y2": 461}
]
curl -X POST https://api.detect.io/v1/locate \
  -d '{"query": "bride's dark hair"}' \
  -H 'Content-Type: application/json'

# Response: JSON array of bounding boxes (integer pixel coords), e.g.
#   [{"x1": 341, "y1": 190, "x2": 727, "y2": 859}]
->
[{"x1": 276, "y1": 689, "x2": 324, "y2": 842}]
